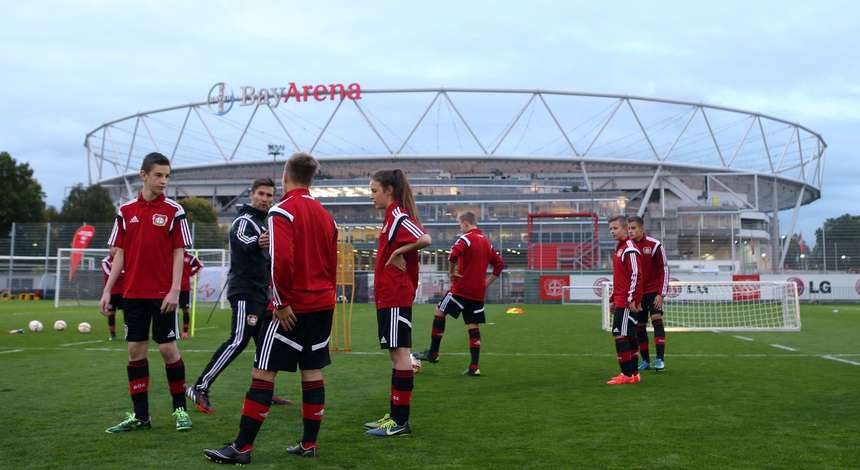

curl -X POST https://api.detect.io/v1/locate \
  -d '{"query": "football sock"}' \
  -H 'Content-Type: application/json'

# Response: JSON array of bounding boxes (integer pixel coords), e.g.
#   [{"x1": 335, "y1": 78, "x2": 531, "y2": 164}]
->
[
  {"x1": 235, "y1": 379, "x2": 274, "y2": 451},
  {"x1": 108, "y1": 312, "x2": 116, "y2": 335},
  {"x1": 127, "y1": 358, "x2": 149, "y2": 421},
  {"x1": 653, "y1": 317, "x2": 666, "y2": 359},
  {"x1": 182, "y1": 309, "x2": 190, "y2": 334},
  {"x1": 429, "y1": 315, "x2": 445, "y2": 359},
  {"x1": 614, "y1": 336, "x2": 636, "y2": 377},
  {"x1": 390, "y1": 369, "x2": 414, "y2": 425},
  {"x1": 468, "y1": 327, "x2": 481, "y2": 370},
  {"x1": 301, "y1": 380, "x2": 325, "y2": 448},
  {"x1": 637, "y1": 323, "x2": 650, "y2": 363},
  {"x1": 165, "y1": 359, "x2": 187, "y2": 410}
]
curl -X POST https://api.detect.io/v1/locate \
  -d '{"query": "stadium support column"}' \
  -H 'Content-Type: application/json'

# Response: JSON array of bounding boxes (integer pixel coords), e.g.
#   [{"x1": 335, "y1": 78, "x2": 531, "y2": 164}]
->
[
  {"x1": 779, "y1": 186, "x2": 806, "y2": 270},
  {"x1": 771, "y1": 179, "x2": 780, "y2": 272}
]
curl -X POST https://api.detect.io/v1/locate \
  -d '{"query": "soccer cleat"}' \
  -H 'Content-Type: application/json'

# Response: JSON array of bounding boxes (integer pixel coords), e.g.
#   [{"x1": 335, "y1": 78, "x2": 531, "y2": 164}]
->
[
  {"x1": 365, "y1": 418, "x2": 412, "y2": 437},
  {"x1": 632, "y1": 373, "x2": 641, "y2": 383},
  {"x1": 654, "y1": 358, "x2": 665, "y2": 371},
  {"x1": 271, "y1": 395, "x2": 293, "y2": 406},
  {"x1": 286, "y1": 442, "x2": 318, "y2": 458},
  {"x1": 108, "y1": 334, "x2": 116, "y2": 341},
  {"x1": 186, "y1": 387, "x2": 215, "y2": 414},
  {"x1": 181, "y1": 332, "x2": 189, "y2": 339},
  {"x1": 173, "y1": 407, "x2": 193, "y2": 431},
  {"x1": 606, "y1": 374, "x2": 637, "y2": 385},
  {"x1": 363, "y1": 413, "x2": 391, "y2": 429},
  {"x1": 411, "y1": 349, "x2": 439, "y2": 363},
  {"x1": 463, "y1": 368, "x2": 481, "y2": 376},
  {"x1": 203, "y1": 444, "x2": 251, "y2": 465},
  {"x1": 105, "y1": 412, "x2": 151, "y2": 433},
  {"x1": 638, "y1": 360, "x2": 650, "y2": 371}
]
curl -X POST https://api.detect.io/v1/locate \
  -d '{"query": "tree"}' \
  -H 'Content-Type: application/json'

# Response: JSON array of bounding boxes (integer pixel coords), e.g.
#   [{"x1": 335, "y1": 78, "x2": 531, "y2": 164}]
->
[
  {"x1": 0, "y1": 151, "x2": 46, "y2": 234},
  {"x1": 53, "y1": 184, "x2": 116, "y2": 223},
  {"x1": 179, "y1": 197, "x2": 224, "y2": 249},
  {"x1": 811, "y1": 214, "x2": 860, "y2": 271}
]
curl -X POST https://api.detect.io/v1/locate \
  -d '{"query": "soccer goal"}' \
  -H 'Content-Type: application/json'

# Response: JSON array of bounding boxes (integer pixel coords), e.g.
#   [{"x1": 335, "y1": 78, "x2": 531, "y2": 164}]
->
[
  {"x1": 54, "y1": 248, "x2": 228, "y2": 310},
  {"x1": 600, "y1": 281, "x2": 801, "y2": 332}
]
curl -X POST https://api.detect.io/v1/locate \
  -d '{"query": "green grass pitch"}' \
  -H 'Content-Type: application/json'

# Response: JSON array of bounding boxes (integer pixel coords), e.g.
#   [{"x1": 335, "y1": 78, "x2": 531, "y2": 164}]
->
[{"x1": 1, "y1": 301, "x2": 858, "y2": 469}]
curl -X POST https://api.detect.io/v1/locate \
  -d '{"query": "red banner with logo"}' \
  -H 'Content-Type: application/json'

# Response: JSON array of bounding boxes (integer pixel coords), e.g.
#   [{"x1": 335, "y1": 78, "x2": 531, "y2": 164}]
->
[
  {"x1": 539, "y1": 275, "x2": 569, "y2": 301},
  {"x1": 732, "y1": 274, "x2": 761, "y2": 301},
  {"x1": 69, "y1": 225, "x2": 96, "y2": 281}
]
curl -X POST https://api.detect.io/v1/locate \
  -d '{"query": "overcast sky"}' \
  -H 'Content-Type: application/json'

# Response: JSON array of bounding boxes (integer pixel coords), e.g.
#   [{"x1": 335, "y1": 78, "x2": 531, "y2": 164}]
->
[{"x1": 1, "y1": 1, "x2": 857, "y2": 239}]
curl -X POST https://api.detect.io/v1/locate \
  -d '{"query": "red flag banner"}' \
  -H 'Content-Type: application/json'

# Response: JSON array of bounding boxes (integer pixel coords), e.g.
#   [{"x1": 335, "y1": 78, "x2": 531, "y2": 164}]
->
[{"x1": 69, "y1": 225, "x2": 96, "y2": 281}]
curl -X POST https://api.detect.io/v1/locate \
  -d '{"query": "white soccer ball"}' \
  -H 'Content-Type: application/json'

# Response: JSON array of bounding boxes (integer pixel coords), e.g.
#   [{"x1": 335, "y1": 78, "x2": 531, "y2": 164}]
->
[
  {"x1": 411, "y1": 355, "x2": 422, "y2": 374},
  {"x1": 28, "y1": 320, "x2": 43, "y2": 332},
  {"x1": 833, "y1": 309, "x2": 840, "y2": 313},
  {"x1": 78, "y1": 322, "x2": 92, "y2": 334},
  {"x1": 54, "y1": 320, "x2": 67, "y2": 331}
]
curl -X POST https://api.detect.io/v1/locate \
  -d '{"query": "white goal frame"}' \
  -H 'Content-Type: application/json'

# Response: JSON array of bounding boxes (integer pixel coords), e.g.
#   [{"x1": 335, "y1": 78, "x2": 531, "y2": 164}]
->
[{"x1": 600, "y1": 281, "x2": 801, "y2": 332}]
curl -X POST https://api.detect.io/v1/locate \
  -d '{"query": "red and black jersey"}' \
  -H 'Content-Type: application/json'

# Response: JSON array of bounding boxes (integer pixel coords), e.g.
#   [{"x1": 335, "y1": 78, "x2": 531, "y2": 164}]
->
[
  {"x1": 612, "y1": 238, "x2": 643, "y2": 309},
  {"x1": 375, "y1": 202, "x2": 427, "y2": 309},
  {"x1": 107, "y1": 193, "x2": 192, "y2": 299},
  {"x1": 101, "y1": 255, "x2": 125, "y2": 295},
  {"x1": 269, "y1": 188, "x2": 338, "y2": 314},
  {"x1": 632, "y1": 235, "x2": 669, "y2": 296},
  {"x1": 181, "y1": 252, "x2": 204, "y2": 292},
  {"x1": 449, "y1": 228, "x2": 505, "y2": 302}
]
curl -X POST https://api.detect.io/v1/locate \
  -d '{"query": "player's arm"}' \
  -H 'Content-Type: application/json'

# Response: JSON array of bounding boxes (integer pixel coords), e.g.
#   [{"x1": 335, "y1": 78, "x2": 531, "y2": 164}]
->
[
  {"x1": 233, "y1": 218, "x2": 261, "y2": 252},
  {"x1": 270, "y1": 211, "x2": 298, "y2": 330},
  {"x1": 654, "y1": 243, "x2": 669, "y2": 309},
  {"x1": 387, "y1": 216, "x2": 431, "y2": 271},
  {"x1": 448, "y1": 238, "x2": 466, "y2": 279},
  {"x1": 189, "y1": 255, "x2": 203, "y2": 277},
  {"x1": 486, "y1": 247, "x2": 506, "y2": 287},
  {"x1": 100, "y1": 249, "x2": 124, "y2": 315},
  {"x1": 624, "y1": 250, "x2": 643, "y2": 312}
]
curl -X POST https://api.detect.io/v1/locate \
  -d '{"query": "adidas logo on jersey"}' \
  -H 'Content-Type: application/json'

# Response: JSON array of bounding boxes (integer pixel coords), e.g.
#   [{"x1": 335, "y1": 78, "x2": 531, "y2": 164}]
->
[
  {"x1": 130, "y1": 215, "x2": 140, "y2": 223},
  {"x1": 380, "y1": 336, "x2": 387, "y2": 344}
]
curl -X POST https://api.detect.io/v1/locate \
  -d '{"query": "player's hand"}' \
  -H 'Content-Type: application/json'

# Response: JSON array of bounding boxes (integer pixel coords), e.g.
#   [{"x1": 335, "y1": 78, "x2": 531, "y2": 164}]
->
[
  {"x1": 258, "y1": 231, "x2": 270, "y2": 249},
  {"x1": 629, "y1": 301, "x2": 640, "y2": 313},
  {"x1": 99, "y1": 292, "x2": 111, "y2": 316},
  {"x1": 386, "y1": 253, "x2": 407, "y2": 271},
  {"x1": 654, "y1": 295, "x2": 663, "y2": 309},
  {"x1": 451, "y1": 269, "x2": 462, "y2": 280},
  {"x1": 161, "y1": 289, "x2": 179, "y2": 313},
  {"x1": 275, "y1": 306, "x2": 297, "y2": 331}
]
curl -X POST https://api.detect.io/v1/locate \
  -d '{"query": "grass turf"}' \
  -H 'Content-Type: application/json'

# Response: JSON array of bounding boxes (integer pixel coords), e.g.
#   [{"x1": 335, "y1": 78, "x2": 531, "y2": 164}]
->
[{"x1": 0, "y1": 301, "x2": 858, "y2": 469}]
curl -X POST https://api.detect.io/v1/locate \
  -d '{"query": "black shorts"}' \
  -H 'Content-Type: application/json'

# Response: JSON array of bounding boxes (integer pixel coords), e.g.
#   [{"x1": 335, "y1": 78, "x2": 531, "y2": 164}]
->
[
  {"x1": 123, "y1": 298, "x2": 179, "y2": 344},
  {"x1": 639, "y1": 293, "x2": 664, "y2": 324},
  {"x1": 108, "y1": 294, "x2": 124, "y2": 311},
  {"x1": 437, "y1": 291, "x2": 485, "y2": 324},
  {"x1": 179, "y1": 291, "x2": 191, "y2": 310},
  {"x1": 377, "y1": 307, "x2": 412, "y2": 349},
  {"x1": 611, "y1": 307, "x2": 638, "y2": 337},
  {"x1": 254, "y1": 309, "x2": 333, "y2": 372}
]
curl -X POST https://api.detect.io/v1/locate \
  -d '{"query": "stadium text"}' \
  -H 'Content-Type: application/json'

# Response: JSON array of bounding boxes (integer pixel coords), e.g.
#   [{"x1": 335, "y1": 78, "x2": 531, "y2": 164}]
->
[{"x1": 240, "y1": 83, "x2": 362, "y2": 107}]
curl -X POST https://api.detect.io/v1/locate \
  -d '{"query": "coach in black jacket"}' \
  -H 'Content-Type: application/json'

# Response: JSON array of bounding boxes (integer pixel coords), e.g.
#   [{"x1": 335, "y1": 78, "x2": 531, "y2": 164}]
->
[{"x1": 187, "y1": 178, "x2": 284, "y2": 412}]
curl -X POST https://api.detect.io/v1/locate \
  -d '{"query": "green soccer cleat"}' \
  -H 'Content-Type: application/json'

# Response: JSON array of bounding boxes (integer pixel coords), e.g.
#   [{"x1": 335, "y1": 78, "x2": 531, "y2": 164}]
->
[
  {"x1": 363, "y1": 413, "x2": 391, "y2": 429},
  {"x1": 365, "y1": 417, "x2": 412, "y2": 437},
  {"x1": 173, "y1": 407, "x2": 193, "y2": 431},
  {"x1": 106, "y1": 412, "x2": 151, "y2": 433}
]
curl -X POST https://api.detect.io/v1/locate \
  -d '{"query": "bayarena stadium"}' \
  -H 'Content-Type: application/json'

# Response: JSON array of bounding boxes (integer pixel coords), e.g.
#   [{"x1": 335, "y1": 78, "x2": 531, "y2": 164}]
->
[{"x1": 83, "y1": 86, "x2": 826, "y2": 305}]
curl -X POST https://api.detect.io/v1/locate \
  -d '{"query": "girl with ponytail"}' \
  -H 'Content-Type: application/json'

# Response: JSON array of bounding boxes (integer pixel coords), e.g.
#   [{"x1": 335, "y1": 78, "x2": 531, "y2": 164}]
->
[{"x1": 365, "y1": 169, "x2": 432, "y2": 437}]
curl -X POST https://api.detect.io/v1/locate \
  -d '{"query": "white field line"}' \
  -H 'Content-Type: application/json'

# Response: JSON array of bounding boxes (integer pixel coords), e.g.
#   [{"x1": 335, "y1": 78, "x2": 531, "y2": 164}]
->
[
  {"x1": 194, "y1": 326, "x2": 217, "y2": 331},
  {"x1": 770, "y1": 344, "x2": 798, "y2": 352},
  {"x1": 60, "y1": 340, "x2": 104, "y2": 347},
  {"x1": 820, "y1": 355, "x2": 860, "y2": 366},
  {"x1": 0, "y1": 349, "x2": 23, "y2": 354},
  {"x1": 733, "y1": 336, "x2": 754, "y2": 341}
]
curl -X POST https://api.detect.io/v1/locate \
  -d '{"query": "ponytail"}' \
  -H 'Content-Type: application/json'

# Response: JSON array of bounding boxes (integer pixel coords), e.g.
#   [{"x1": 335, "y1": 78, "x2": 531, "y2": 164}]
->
[{"x1": 372, "y1": 168, "x2": 420, "y2": 224}]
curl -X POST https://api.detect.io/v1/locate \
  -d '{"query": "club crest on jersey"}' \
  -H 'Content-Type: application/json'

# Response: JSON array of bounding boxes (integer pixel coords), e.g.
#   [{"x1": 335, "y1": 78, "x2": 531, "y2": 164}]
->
[
  {"x1": 247, "y1": 314, "x2": 258, "y2": 326},
  {"x1": 644, "y1": 247, "x2": 652, "y2": 255},
  {"x1": 152, "y1": 214, "x2": 168, "y2": 226}
]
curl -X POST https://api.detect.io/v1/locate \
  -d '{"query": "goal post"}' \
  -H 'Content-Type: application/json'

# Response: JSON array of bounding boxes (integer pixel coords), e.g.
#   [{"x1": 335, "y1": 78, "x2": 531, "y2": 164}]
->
[
  {"x1": 54, "y1": 248, "x2": 229, "y2": 316},
  {"x1": 600, "y1": 280, "x2": 801, "y2": 332}
]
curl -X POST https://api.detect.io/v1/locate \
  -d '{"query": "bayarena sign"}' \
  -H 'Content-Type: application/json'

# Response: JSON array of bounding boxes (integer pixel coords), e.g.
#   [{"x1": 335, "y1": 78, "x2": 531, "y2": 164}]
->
[{"x1": 207, "y1": 81, "x2": 362, "y2": 115}]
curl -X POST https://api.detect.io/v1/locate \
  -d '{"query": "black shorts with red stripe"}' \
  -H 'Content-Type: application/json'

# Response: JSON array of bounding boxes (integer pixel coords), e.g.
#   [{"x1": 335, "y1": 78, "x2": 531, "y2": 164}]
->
[
  {"x1": 437, "y1": 291, "x2": 485, "y2": 324},
  {"x1": 376, "y1": 307, "x2": 412, "y2": 349},
  {"x1": 611, "y1": 307, "x2": 638, "y2": 337},
  {"x1": 123, "y1": 298, "x2": 179, "y2": 343},
  {"x1": 254, "y1": 309, "x2": 333, "y2": 372}
]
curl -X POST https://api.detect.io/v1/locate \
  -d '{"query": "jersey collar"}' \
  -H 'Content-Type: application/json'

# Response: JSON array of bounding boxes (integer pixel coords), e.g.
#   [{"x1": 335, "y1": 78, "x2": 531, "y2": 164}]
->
[
  {"x1": 283, "y1": 187, "x2": 311, "y2": 200},
  {"x1": 137, "y1": 192, "x2": 165, "y2": 206},
  {"x1": 385, "y1": 200, "x2": 401, "y2": 220}
]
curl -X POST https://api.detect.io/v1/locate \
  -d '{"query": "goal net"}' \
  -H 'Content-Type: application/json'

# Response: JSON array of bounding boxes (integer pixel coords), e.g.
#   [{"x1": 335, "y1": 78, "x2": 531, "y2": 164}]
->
[
  {"x1": 600, "y1": 281, "x2": 801, "y2": 332},
  {"x1": 54, "y1": 248, "x2": 228, "y2": 310}
]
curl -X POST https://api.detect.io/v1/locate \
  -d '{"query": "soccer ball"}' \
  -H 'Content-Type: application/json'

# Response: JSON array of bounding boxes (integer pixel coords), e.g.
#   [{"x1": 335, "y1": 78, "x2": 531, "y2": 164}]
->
[
  {"x1": 411, "y1": 355, "x2": 422, "y2": 374},
  {"x1": 53, "y1": 320, "x2": 67, "y2": 331},
  {"x1": 77, "y1": 322, "x2": 92, "y2": 334},
  {"x1": 28, "y1": 320, "x2": 43, "y2": 332}
]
